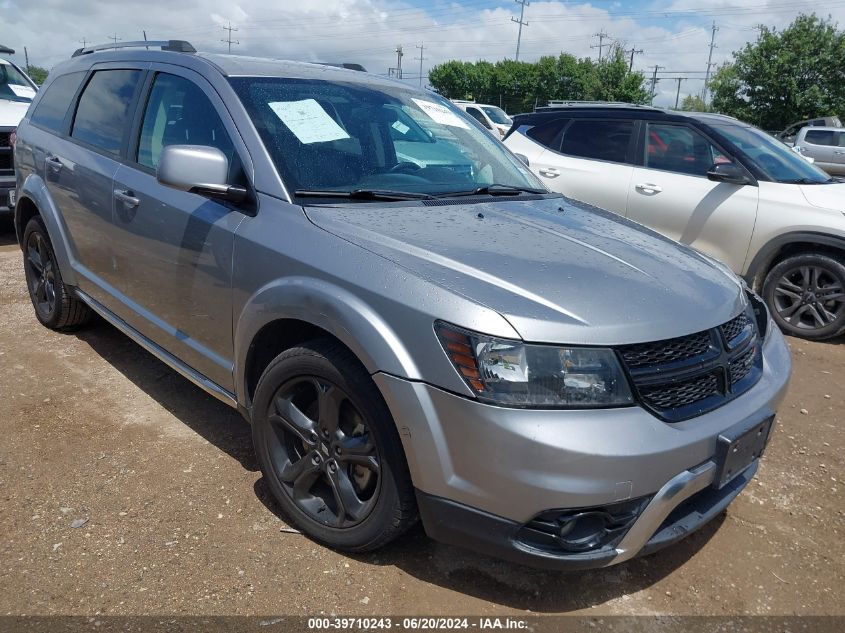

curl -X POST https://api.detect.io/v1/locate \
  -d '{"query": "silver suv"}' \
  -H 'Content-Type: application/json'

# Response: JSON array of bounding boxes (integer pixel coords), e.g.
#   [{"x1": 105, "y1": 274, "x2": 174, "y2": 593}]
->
[
  {"x1": 794, "y1": 126, "x2": 845, "y2": 176},
  {"x1": 13, "y1": 42, "x2": 791, "y2": 569}
]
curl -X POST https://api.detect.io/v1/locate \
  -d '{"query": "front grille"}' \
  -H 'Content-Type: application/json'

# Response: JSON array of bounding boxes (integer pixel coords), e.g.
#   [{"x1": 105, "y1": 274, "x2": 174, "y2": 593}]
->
[
  {"x1": 619, "y1": 330, "x2": 711, "y2": 368},
  {"x1": 639, "y1": 372, "x2": 719, "y2": 410},
  {"x1": 618, "y1": 309, "x2": 763, "y2": 422},
  {"x1": 0, "y1": 127, "x2": 12, "y2": 175}
]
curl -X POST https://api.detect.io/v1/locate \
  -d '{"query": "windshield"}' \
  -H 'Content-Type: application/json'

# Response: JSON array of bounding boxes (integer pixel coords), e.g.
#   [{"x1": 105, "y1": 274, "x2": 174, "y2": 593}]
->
[
  {"x1": 481, "y1": 106, "x2": 512, "y2": 125},
  {"x1": 713, "y1": 123, "x2": 833, "y2": 184},
  {"x1": 230, "y1": 77, "x2": 541, "y2": 198},
  {"x1": 0, "y1": 61, "x2": 36, "y2": 103}
]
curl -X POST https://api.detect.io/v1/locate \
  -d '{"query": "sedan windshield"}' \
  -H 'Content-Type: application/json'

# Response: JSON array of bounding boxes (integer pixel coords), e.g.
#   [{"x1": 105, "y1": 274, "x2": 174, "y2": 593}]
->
[
  {"x1": 230, "y1": 77, "x2": 542, "y2": 199},
  {"x1": 0, "y1": 61, "x2": 36, "y2": 103},
  {"x1": 713, "y1": 123, "x2": 833, "y2": 184}
]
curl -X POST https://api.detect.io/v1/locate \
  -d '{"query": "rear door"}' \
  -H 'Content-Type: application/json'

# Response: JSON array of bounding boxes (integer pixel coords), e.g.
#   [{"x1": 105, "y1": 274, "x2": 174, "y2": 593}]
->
[
  {"x1": 625, "y1": 121, "x2": 759, "y2": 272},
  {"x1": 40, "y1": 66, "x2": 145, "y2": 305},
  {"x1": 799, "y1": 129, "x2": 836, "y2": 169},
  {"x1": 108, "y1": 67, "x2": 249, "y2": 390}
]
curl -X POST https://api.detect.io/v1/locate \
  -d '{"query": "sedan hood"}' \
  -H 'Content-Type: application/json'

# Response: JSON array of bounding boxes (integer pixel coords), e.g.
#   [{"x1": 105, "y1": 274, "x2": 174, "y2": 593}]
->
[
  {"x1": 800, "y1": 182, "x2": 845, "y2": 211},
  {"x1": 305, "y1": 196, "x2": 745, "y2": 345}
]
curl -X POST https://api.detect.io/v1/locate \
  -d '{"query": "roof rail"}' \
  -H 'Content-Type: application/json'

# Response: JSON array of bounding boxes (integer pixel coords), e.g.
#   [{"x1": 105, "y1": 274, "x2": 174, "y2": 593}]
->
[
  {"x1": 0, "y1": 44, "x2": 15, "y2": 55},
  {"x1": 319, "y1": 63, "x2": 368, "y2": 72},
  {"x1": 535, "y1": 100, "x2": 658, "y2": 111},
  {"x1": 72, "y1": 40, "x2": 196, "y2": 57}
]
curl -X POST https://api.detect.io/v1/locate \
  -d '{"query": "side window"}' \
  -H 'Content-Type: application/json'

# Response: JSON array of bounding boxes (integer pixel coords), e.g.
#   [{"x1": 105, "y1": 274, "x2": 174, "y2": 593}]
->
[
  {"x1": 525, "y1": 118, "x2": 569, "y2": 150},
  {"x1": 71, "y1": 69, "x2": 141, "y2": 155},
  {"x1": 838, "y1": 132, "x2": 845, "y2": 147},
  {"x1": 465, "y1": 107, "x2": 492, "y2": 129},
  {"x1": 645, "y1": 123, "x2": 727, "y2": 177},
  {"x1": 561, "y1": 119, "x2": 633, "y2": 163},
  {"x1": 804, "y1": 130, "x2": 836, "y2": 146},
  {"x1": 137, "y1": 73, "x2": 236, "y2": 172},
  {"x1": 29, "y1": 72, "x2": 86, "y2": 133}
]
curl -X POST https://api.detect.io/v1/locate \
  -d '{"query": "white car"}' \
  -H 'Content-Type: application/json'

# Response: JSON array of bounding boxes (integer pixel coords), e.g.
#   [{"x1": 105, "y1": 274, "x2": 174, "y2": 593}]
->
[
  {"x1": 1, "y1": 50, "x2": 38, "y2": 212},
  {"x1": 451, "y1": 100, "x2": 512, "y2": 139},
  {"x1": 505, "y1": 104, "x2": 845, "y2": 340}
]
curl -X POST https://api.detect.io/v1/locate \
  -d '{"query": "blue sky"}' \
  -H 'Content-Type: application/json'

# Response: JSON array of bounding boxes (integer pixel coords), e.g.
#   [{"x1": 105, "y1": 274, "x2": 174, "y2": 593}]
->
[{"x1": 5, "y1": 0, "x2": 843, "y2": 107}]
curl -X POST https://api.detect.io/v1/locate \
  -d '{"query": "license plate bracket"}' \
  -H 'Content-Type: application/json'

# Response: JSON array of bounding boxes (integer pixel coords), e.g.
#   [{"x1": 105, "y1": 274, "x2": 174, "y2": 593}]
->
[{"x1": 714, "y1": 415, "x2": 774, "y2": 489}]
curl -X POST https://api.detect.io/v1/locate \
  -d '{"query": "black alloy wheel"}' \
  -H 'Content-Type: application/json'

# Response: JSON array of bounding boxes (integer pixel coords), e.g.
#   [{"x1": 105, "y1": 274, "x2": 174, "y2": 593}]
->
[
  {"x1": 26, "y1": 229, "x2": 57, "y2": 320},
  {"x1": 764, "y1": 253, "x2": 845, "y2": 340}
]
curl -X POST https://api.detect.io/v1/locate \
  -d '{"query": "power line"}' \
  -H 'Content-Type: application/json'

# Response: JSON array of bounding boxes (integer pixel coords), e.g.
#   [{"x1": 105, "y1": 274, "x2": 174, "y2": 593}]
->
[
  {"x1": 701, "y1": 21, "x2": 719, "y2": 102},
  {"x1": 511, "y1": 0, "x2": 529, "y2": 61},
  {"x1": 415, "y1": 43, "x2": 427, "y2": 88},
  {"x1": 591, "y1": 28, "x2": 611, "y2": 63},
  {"x1": 221, "y1": 21, "x2": 239, "y2": 53}
]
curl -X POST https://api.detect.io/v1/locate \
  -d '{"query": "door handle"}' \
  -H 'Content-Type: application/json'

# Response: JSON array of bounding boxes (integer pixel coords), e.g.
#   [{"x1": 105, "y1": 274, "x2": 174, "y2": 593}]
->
[
  {"x1": 46, "y1": 156, "x2": 63, "y2": 171},
  {"x1": 635, "y1": 183, "x2": 662, "y2": 194},
  {"x1": 114, "y1": 189, "x2": 140, "y2": 208},
  {"x1": 538, "y1": 167, "x2": 560, "y2": 178}
]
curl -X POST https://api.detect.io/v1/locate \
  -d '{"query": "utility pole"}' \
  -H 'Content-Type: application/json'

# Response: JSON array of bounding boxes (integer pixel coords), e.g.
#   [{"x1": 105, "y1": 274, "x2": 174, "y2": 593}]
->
[
  {"x1": 674, "y1": 77, "x2": 686, "y2": 109},
  {"x1": 221, "y1": 21, "x2": 239, "y2": 53},
  {"x1": 395, "y1": 45, "x2": 404, "y2": 79},
  {"x1": 625, "y1": 47, "x2": 643, "y2": 72},
  {"x1": 143, "y1": 30, "x2": 148, "y2": 50},
  {"x1": 78, "y1": 38, "x2": 88, "y2": 50},
  {"x1": 23, "y1": 46, "x2": 30, "y2": 70},
  {"x1": 108, "y1": 34, "x2": 121, "y2": 49},
  {"x1": 415, "y1": 43, "x2": 427, "y2": 88},
  {"x1": 649, "y1": 65, "x2": 665, "y2": 103},
  {"x1": 591, "y1": 29, "x2": 610, "y2": 63},
  {"x1": 701, "y1": 20, "x2": 719, "y2": 102},
  {"x1": 511, "y1": 0, "x2": 529, "y2": 61}
]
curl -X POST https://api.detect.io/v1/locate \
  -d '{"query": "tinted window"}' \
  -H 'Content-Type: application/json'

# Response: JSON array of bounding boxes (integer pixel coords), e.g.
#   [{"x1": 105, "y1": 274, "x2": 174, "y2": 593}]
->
[
  {"x1": 561, "y1": 120, "x2": 633, "y2": 163},
  {"x1": 804, "y1": 130, "x2": 836, "y2": 146},
  {"x1": 29, "y1": 72, "x2": 85, "y2": 133},
  {"x1": 526, "y1": 119, "x2": 569, "y2": 150},
  {"x1": 465, "y1": 107, "x2": 492, "y2": 129},
  {"x1": 839, "y1": 132, "x2": 845, "y2": 148},
  {"x1": 72, "y1": 69, "x2": 141, "y2": 155},
  {"x1": 137, "y1": 73, "x2": 236, "y2": 173},
  {"x1": 646, "y1": 124, "x2": 727, "y2": 177}
]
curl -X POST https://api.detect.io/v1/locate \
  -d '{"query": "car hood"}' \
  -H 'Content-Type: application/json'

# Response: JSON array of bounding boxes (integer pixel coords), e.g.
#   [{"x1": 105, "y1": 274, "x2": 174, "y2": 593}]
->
[
  {"x1": 304, "y1": 196, "x2": 745, "y2": 345},
  {"x1": 800, "y1": 182, "x2": 845, "y2": 211},
  {"x1": 0, "y1": 99, "x2": 30, "y2": 127}
]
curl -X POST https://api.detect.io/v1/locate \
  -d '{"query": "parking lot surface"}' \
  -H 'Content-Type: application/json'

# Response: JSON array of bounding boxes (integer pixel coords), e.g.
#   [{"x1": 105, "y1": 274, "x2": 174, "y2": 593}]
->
[{"x1": 0, "y1": 223, "x2": 842, "y2": 617}]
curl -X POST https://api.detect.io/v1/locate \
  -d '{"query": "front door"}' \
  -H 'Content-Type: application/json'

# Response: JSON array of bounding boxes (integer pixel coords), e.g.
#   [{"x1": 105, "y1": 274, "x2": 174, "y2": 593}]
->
[
  {"x1": 625, "y1": 122, "x2": 759, "y2": 272},
  {"x1": 108, "y1": 69, "x2": 248, "y2": 390}
]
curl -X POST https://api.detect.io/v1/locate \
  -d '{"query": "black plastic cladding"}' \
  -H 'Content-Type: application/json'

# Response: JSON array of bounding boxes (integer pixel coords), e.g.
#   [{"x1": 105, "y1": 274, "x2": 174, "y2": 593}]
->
[{"x1": 617, "y1": 310, "x2": 763, "y2": 423}]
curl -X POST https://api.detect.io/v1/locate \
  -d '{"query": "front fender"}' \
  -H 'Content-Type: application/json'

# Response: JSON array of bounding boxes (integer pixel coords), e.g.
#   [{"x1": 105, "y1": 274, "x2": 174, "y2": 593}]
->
[
  {"x1": 233, "y1": 276, "x2": 422, "y2": 406},
  {"x1": 18, "y1": 173, "x2": 79, "y2": 287}
]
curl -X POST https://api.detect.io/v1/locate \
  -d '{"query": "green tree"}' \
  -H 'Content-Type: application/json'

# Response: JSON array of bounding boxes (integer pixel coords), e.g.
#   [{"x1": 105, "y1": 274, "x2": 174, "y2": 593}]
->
[
  {"x1": 680, "y1": 94, "x2": 709, "y2": 112},
  {"x1": 25, "y1": 65, "x2": 48, "y2": 85},
  {"x1": 710, "y1": 14, "x2": 845, "y2": 129}
]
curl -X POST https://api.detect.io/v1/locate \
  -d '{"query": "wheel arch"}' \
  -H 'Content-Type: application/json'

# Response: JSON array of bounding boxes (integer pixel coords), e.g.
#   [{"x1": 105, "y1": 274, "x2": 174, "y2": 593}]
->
[
  {"x1": 15, "y1": 174, "x2": 79, "y2": 286},
  {"x1": 234, "y1": 277, "x2": 421, "y2": 410},
  {"x1": 744, "y1": 232, "x2": 845, "y2": 292}
]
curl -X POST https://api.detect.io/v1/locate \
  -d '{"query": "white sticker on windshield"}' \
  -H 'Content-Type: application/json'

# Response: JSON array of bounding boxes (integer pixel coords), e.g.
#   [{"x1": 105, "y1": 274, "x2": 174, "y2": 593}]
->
[
  {"x1": 411, "y1": 98, "x2": 470, "y2": 129},
  {"x1": 268, "y1": 99, "x2": 350, "y2": 144},
  {"x1": 391, "y1": 120, "x2": 410, "y2": 135},
  {"x1": 9, "y1": 84, "x2": 35, "y2": 99}
]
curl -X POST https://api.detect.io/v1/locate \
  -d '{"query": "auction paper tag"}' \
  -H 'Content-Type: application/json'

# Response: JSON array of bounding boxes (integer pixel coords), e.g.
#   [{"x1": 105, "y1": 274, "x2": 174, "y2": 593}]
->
[
  {"x1": 9, "y1": 84, "x2": 36, "y2": 99},
  {"x1": 411, "y1": 98, "x2": 470, "y2": 129},
  {"x1": 268, "y1": 99, "x2": 350, "y2": 144},
  {"x1": 391, "y1": 120, "x2": 410, "y2": 135}
]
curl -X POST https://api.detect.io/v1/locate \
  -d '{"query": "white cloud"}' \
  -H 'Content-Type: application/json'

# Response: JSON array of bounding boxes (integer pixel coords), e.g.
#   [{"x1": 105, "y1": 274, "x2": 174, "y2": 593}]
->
[{"x1": 4, "y1": 0, "x2": 843, "y2": 108}]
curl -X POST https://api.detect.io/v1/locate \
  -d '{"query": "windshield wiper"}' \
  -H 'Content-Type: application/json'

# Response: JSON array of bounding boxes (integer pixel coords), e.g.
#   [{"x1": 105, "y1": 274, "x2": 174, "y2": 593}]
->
[
  {"x1": 434, "y1": 184, "x2": 548, "y2": 198},
  {"x1": 295, "y1": 189, "x2": 436, "y2": 201}
]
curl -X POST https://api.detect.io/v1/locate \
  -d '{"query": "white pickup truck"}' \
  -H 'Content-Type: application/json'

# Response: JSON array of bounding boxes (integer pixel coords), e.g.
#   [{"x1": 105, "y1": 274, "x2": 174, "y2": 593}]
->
[{"x1": 1, "y1": 46, "x2": 38, "y2": 214}]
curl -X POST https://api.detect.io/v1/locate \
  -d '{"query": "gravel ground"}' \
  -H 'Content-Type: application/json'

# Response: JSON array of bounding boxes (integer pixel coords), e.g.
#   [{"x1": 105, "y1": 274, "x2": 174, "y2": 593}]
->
[{"x1": 0, "y1": 222, "x2": 843, "y2": 618}]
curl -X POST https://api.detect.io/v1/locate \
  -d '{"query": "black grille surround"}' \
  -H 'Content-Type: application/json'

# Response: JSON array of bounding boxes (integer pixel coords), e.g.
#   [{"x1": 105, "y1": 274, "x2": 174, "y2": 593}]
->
[
  {"x1": 0, "y1": 127, "x2": 13, "y2": 176},
  {"x1": 617, "y1": 308, "x2": 763, "y2": 422}
]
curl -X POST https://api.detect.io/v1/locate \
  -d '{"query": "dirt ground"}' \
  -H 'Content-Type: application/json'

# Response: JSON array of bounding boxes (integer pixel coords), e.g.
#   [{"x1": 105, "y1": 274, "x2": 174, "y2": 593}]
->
[{"x1": 0, "y1": 219, "x2": 842, "y2": 619}]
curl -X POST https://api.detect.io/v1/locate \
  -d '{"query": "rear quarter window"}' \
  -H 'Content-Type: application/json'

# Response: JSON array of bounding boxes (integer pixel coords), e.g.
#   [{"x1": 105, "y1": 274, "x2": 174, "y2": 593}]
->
[{"x1": 29, "y1": 72, "x2": 86, "y2": 133}]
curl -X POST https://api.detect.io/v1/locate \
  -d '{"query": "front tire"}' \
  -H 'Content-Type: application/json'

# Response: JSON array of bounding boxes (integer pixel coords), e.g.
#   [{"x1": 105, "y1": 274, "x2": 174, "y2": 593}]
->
[
  {"x1": 763, "y1": 252, "x2": 845, "y2": 340},
  {"x1": 22, "y1": 217, "x2": 91, "y2": 331},
  {"x1": 252, "y1": 339, "x2": 417, "y2": 551}
]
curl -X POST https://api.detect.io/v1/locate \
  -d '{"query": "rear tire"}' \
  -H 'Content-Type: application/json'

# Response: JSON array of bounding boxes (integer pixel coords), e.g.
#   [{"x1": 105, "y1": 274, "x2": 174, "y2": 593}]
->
[
  {"x1": 252, "y1": 339, "x2": 417, "y2": 552},
  {"x1": 22, "y1": 216, "x2": 91, "y2": 331},
  {"x1": 763, "y1": 252, "x2": 845, "y2": 340}
]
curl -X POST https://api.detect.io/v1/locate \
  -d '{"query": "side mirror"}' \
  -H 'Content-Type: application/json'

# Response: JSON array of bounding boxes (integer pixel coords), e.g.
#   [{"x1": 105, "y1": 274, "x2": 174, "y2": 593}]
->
[
  {"x1": 514, "y1": 153, "x2": 530, "y2": 166},
  {"x1": 707, "y1": 162, "x2": 751, "y2": 186},
  {"x1": 157, "y1": 145, "x2": 248, "y2": 203}
]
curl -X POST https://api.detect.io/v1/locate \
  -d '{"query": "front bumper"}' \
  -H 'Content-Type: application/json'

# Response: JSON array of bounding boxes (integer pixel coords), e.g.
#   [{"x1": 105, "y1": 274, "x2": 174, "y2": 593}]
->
[{"x1": 374, "y1": 322, "x2": 791, "y2": 568}]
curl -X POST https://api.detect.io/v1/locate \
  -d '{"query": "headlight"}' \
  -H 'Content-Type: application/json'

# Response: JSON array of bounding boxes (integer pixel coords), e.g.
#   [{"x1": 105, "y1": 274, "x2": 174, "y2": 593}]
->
[{"x1": 435, "y1": 322, "x2": 634, "y2": 408}]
